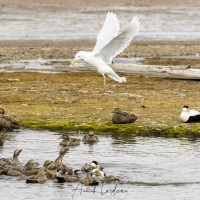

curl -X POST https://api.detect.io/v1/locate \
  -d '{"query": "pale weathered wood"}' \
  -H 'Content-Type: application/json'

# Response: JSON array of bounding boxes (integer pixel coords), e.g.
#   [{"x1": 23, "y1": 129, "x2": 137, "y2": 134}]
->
[{"x1": 70, "y1": 63, "x2": 200, "y2": 79}]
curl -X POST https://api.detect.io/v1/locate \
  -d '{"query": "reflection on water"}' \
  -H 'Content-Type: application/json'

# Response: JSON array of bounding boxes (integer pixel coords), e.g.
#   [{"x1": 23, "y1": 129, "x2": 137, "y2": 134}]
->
[{"x1": 1, "y1": 129, "x2": 200, "y2": 200}]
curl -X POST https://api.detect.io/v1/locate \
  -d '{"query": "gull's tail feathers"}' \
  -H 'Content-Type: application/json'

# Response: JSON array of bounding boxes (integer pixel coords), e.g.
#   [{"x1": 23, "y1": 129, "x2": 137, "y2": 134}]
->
[{"x1": 107, "y1": 74, "x2": 126, "y2": 83}]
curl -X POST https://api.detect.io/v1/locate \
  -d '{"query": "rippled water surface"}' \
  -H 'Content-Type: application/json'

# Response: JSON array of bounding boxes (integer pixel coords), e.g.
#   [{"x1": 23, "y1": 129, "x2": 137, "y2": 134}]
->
[{"x1": 1, "y1": 129, "x2": 200, "y2": 200}]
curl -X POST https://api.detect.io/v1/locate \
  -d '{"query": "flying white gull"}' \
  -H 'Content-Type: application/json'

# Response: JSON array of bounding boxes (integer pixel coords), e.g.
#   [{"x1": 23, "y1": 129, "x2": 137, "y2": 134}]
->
[{"x1": 71, "y1": 12, "x2": 140, "y2": 90}]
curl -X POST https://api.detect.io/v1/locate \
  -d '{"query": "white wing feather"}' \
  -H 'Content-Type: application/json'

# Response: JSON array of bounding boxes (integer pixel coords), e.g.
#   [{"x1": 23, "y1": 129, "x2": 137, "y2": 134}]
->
[
  {"x1": 95, "y1": 16, "x2": 140, "y2": 64},
  {"x1": 189, "y1": 110, "x2": 200, "y2": 116},
  {"x1": 92, "y1": 12, "x2": 120, "y2": 54}
]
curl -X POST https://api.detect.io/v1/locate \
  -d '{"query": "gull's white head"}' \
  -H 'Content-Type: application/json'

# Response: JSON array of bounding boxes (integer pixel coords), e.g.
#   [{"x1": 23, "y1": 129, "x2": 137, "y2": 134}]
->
[
  {"x1": 71, "y1": 51, "x2": 86, "y2": 64},
  {"x1": 182, "y1": 105, "x2": 189, "y2": 112}
]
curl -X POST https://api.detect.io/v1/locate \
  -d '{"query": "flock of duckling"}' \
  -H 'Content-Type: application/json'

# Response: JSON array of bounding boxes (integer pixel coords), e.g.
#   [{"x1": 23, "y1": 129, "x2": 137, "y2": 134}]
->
[{"x1": 0, "y1": 132, "x2": 120, "y2": 185}]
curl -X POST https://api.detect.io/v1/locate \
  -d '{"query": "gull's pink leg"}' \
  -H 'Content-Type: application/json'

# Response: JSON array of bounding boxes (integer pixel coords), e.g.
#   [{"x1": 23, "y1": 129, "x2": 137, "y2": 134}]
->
[{"x1": 103, "y1": 75, "x2": 106, "y2": 91}]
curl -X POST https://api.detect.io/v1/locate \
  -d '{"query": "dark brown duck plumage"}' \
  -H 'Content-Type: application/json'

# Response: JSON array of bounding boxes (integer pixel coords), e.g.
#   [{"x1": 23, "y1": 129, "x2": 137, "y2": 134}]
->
[
  {"x1": 26, "y1": 168, "x2": 47, "y2": 183},
  {"x1": 82, "y1": 132, "x2": 99, "y2": 143},
  {"x1": 112, "y1": 108, "x2": 138, "y2": 124},
  {"x1": 56, "y1": 174, "x2": 78, "y2": 183},
  {"x1": 0, "y1": 108, "x2": 20, "y2": 131},
  {"x1": 1, "y1": 149, "x2": 23, "y2": 176},
  {"x1": 46, "y1": 147, "x2": 69, "y2": 179},
  {"x1": 81, "y1": 172, "x2": 100, "y2": 186},
  {"x1": 23, "y1": 159, "x2": 40, "y2": 176},
  {"x1": 0, "y1": 149, "x2": 22, "y2": 168},
  {"x1": 56, "y1": 168, "x2": 79, "y2": 183},
  {"x1": 59, "y1": 133, "x2": 81, "y2": 146},
  {"x1": 103, "y1": 175, "x2": 121, "y2": 183}
]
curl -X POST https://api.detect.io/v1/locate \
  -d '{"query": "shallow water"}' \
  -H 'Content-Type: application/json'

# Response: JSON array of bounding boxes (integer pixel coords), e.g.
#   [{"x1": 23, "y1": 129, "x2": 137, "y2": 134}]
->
[
  {"x1": 1, "y1": 129, "x2": 200, "y2": 200},
  {"x1": 0, "y1": 58, "x2": 143, "y2": 73},
  {"x1": 1, "y1": 5, "x2": 200, "y2": 41},
  {"x1": 2, "y1": 55, "x2": 199, "y2": 74}
]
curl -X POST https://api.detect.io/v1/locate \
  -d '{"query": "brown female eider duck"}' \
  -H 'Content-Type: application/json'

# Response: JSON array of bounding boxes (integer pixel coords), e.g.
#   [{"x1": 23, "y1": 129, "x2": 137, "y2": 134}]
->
[
  {"x1": 0, "y1": 108, "x2": 20, "y2": 131},
  {"x1": 112, "y1": 108, "x2": 138, "y2": 124}
]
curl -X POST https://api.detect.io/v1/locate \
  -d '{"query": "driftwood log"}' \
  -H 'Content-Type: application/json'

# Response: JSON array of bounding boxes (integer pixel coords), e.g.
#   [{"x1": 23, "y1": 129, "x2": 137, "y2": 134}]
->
[{"x1": 69, "y1": 63, "x2": 200, "y2": 79}]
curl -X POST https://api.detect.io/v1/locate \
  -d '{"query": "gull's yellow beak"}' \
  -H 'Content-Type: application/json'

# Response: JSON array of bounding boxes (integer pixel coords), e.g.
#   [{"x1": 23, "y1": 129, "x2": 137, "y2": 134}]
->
[{"x1": 71, "y1": 59, "x2": 77, "y2": 65}]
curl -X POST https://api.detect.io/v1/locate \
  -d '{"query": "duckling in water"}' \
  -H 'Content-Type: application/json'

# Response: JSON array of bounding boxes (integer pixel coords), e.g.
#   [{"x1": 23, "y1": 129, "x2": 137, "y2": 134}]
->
[
  {"x1": 11, "y1": 149, "x2": 23, "y2": 166},
  {"x1": 55, "y1": 168, "x2": 79, "y2": 183},
  {"x1": 23, "y1": 159, "x2": 40, "y2": 176},
  {"x1": 0, "y1": 149, "x2": 22, "y2": 168},
  {"x1": 1, "y1": 149, "x2": 23, "y2": 176},
  {"x1": 59, "y1": 163, "x2": 71, "y2": 175},
  {"x1": 56, "y1": 174, "x2": 79, "y2": 183},
  {"x1": 43, "y1": 160, "x2": 53, "y2": 169},
  {"x1": 81, "y1": 172, "x2": 100, "y2": 186},
  {"x1": 26, "y1": 168, "x2": 47, "y2": 183},
  {"x1": 59, "y1": 133, "x2": 81, "y2": 146},
  {"x1": 82, "y1": 131, "x2": 99, "y2": 143},
  {"x1": 3, "y1": 165, "x2": 23, "y2": 176},
  {"x1": 112, "y1": 108, "x2": 138, "y2": 124},
  {"x1": 46, "y1": 147, "x2": 69, "y2": 179},
  {"x1": 0, "y1": 108, "x2": 20, "y2": 131},
  {"x1": 103, "y1": 175, "x2": 121, "y2": 183},
  {"x1": 23, "y1": 159, "x2": 39, "y2": 170}
]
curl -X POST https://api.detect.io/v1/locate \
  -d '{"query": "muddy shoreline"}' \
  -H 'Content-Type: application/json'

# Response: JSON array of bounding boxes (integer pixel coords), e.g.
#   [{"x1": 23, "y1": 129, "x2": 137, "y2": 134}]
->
[{"x1": 1, "y1": 40, "x2": 200, "y2": 61}]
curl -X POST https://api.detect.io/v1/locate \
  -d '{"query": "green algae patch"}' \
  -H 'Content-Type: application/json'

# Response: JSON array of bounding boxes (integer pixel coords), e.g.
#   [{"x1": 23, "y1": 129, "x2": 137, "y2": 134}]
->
[
  {"x1": 1, "y1": 72, "x2": 200, "y2": 138},
  {"x1": 20, "y1": 120, "x2": 200, "y2": 138}
]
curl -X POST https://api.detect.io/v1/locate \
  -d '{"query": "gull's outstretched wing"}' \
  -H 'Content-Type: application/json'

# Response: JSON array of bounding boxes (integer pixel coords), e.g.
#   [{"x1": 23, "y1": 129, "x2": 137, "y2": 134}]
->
[
  {"x1": 92, "y1": 12, "x2": 120, "y2": 54},
  {"x1": 95, "y1": 16, "x2": 140, "y2": 64}
]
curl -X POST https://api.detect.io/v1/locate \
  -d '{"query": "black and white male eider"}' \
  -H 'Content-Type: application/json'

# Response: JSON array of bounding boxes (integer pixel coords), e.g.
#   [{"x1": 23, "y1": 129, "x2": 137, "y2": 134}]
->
[{"x1": 180, "y1": 106, "x2": 200, "y2": 123}]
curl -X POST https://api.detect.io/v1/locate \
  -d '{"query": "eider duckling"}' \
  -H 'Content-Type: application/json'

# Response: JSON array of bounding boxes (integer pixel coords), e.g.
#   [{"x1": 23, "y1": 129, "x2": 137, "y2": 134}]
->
[
  {"x1": 55, "y1": 168, "x2": 79, "y2": 183},
  {"x1": 26, "y1": 168, "x2": 47, "y2": 183},
  {"x1": 59, "y1": 133, "x2": 81, "y2": 146},
  {"x1": 1, "y1": 149, "x2": 23, "y2": 176},
  {"x1": 104, "y1": 175, "x2": 121, "y2": 183},
  {"x1": 80, "y1": 172, "x2": 100, "y2": 186},
  {"x1": 82, "y1": 131, "x2": 99, "y2": 143},
  {"x1": 23, "y1": 159, "x2": 40, "y2": 176},
  {"x1": 46, "y1": 147, "x2": 69, "y2": 179},
  {"x1": 0, "y1": 149, "x2": 22, "y2": 166},
  {"x1": 180, "y1": 106, "x2": 200, "y2": 123},
  {"x1": 3, "y1": 164, "x2": 23, "y2": 176},
  {"x1": 11, "y1": 149, "x2": 23, "y2": 166},
  {"x1": 112, "y1": 108, "x2": 138, "y2": 124}
]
